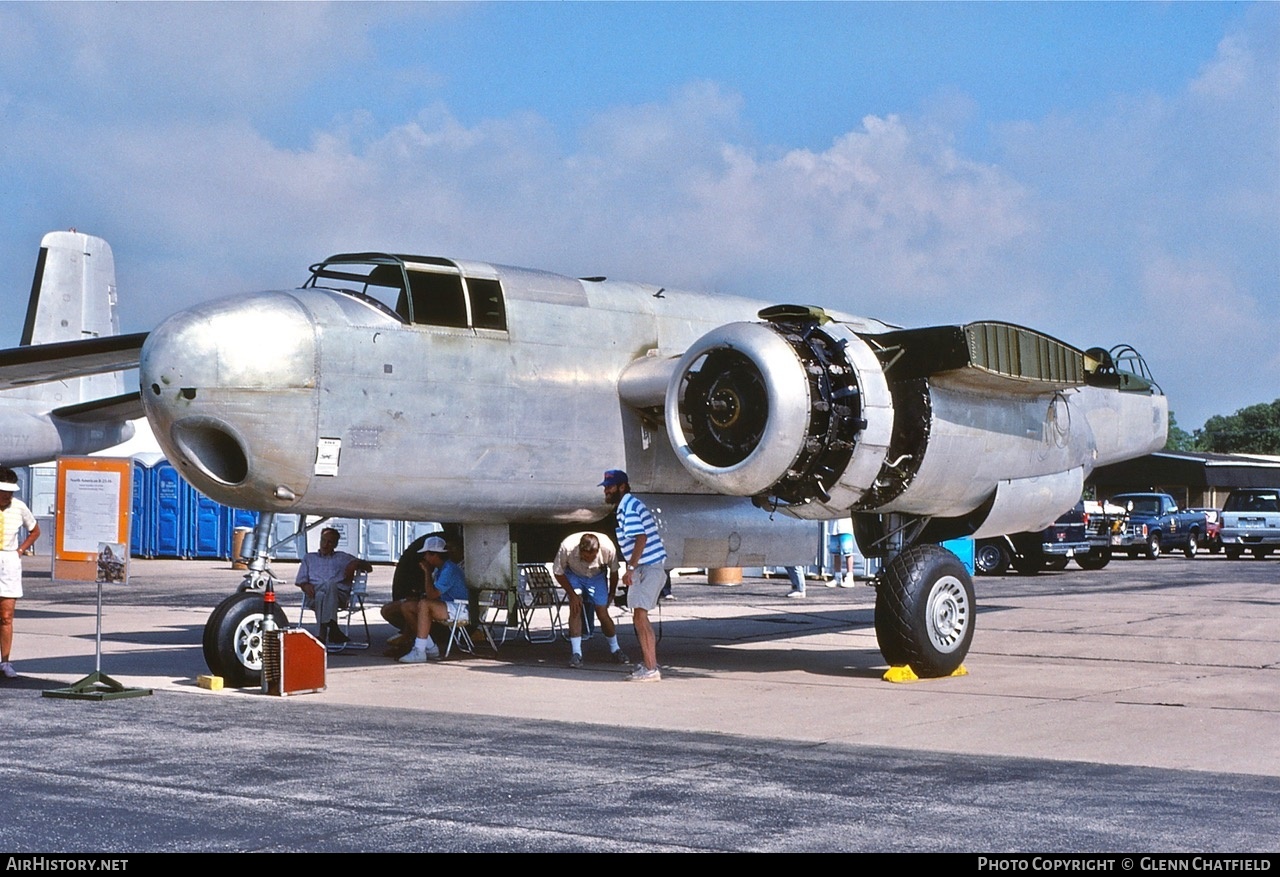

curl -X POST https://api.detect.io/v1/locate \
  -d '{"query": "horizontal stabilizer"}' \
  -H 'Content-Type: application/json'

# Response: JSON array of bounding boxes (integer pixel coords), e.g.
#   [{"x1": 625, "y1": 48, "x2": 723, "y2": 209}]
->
[
  {"x1": 0, "y1": 332, "x2": 148, "y2": 390},
  {"x1": 52, "y1": 390, "x2": 145, "y2": 425}
]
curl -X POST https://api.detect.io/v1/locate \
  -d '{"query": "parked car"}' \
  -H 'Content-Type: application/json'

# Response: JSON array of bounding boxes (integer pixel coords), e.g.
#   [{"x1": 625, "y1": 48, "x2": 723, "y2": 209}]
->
[
  {"x1": 975, "y1": 502, "x2": 1091, "y2": 576},
  {"x1": 1106, "y1": 493, "x2": 1206, "y2": 560},
  {"x1": 1187, "y1": 508, "x2": 1222, "y2": 554},
  {"x1": 1076, "y1": 499, "x2": 1126, "y2": 569},
  {"x1": 1219, "y1": 488, "x2": 1280, "y2": 560}
]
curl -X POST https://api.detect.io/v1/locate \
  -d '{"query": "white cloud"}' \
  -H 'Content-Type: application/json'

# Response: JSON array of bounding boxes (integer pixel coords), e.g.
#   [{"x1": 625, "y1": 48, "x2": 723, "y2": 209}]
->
[{"x1": 1, "y1": 4, "x2": 1274, "y2": 433}]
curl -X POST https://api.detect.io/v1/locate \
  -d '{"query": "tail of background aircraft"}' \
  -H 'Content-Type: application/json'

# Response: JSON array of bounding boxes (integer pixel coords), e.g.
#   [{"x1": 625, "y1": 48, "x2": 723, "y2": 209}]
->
[
  {"x1": 14, "y1": 230, "x2": 126, "y2": 406},
  {"x1": 0, "y1": 231, "x2": 146, "y2": 466}
]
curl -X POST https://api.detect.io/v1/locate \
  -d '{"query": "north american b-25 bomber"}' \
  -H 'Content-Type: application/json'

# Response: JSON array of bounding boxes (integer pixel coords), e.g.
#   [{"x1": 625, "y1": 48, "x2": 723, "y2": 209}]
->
[{"x1": 137, "y1": 251, "x2": 1167, "y2": 685}]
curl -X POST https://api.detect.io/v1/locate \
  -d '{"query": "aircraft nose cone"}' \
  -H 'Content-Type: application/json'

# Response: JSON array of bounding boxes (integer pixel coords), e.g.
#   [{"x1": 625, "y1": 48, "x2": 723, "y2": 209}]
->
[{"x1": 140, "y1": 292, "x2": 318, "y2": 500}]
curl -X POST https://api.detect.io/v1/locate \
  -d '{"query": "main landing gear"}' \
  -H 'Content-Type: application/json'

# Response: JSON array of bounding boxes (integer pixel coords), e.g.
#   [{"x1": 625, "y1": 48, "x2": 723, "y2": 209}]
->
[{"x1": 862, "y1": 515, "x2": 975, "y2": 678}]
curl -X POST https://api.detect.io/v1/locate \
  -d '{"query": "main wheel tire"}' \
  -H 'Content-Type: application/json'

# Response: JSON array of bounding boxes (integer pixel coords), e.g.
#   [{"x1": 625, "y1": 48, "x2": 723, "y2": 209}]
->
[
  {"x1": 203, "y1": 591, "x2": 289, "y2": 688},
  {"x1": 1253, "y1": 547, "x2": 1273, "y2": 559},
  {"x1": 1144, "y1": 532, "x2": 1162, "y2": 560},
  {"x1": 875, "y1": 544, "x2": 975, "y2": 677},
  {"x1": 1075, "y1": 547, "x2": 1112, "y2": 570},
  {"x1": 1225, "y1": 547, "x2": 1242, "y2": 560},
  {"x1": 1044, "y1": 556, "x2": 1070, "y2": 571},
  {"x1": 1183, "y1": 530, "x2": 1199, "y2": 558},
  {"x1": 974, "y1": 542, "x2": 1009, "y2": 576}
]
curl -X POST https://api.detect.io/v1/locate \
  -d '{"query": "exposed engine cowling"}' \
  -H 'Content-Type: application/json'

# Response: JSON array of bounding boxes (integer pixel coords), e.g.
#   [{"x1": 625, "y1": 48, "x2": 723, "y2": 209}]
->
[{"x1": 664, "y1": 308, "x2": 894, "y2": 515}]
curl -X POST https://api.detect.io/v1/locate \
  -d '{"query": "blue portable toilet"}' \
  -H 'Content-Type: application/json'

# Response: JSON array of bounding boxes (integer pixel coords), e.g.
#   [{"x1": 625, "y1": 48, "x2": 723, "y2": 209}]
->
[
  {"x1": 131, "y1": 458, "x2": 150, "y2": 557},
  {"x1": 128, "y1": 453, "x2": 166, "y2": 558},
  {"x1": 152, "y1": 460, "x2": 193, "y2": 558},
  {"x1": 191, "y1": 490, "x2": 224, "y2": 558}
]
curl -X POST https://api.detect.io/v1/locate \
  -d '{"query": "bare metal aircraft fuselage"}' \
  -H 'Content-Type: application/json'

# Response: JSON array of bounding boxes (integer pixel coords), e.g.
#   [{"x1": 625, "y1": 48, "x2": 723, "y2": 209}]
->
[{"x1": 138, "y1": 253, "x2": 1167, "y2": 685}]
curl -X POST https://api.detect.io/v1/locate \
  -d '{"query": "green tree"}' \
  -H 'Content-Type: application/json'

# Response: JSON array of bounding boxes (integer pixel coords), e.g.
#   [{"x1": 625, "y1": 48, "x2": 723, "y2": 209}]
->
[
  {"x1": 1164, "y1": 410, "x2": 1197, "y2": 451},
  {"x1": 1198, "y1": 399, "x2": 1280, "y2": 454}
]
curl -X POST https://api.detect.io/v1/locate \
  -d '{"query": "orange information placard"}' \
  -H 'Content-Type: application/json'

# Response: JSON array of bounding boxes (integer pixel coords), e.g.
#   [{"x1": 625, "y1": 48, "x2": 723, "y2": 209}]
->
[{"x1": 53, "y1": 456, "x2": 133, "y2": 582}]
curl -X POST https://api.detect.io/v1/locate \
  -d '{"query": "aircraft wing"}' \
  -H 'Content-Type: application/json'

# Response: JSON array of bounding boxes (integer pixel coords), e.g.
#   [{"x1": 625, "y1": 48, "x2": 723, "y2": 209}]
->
[
  {"x1": 51, "y1": 390, "x2": 146, "y2": 424},
  {"x1": 0, "y1": 332, "x2": 148, "y2": 391}
]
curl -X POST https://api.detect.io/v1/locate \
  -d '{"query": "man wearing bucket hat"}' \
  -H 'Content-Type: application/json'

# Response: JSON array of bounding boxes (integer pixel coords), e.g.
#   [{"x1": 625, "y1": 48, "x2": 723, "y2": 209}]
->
[
  {"x1": 0, "y1": 467, "x2": 40, "y2": 679},
  {"x1": 398, "y1": 535, "x2": 469, "y2": 663},
  {"x1": 600, "y1": 469, "x2": 667, "y2": 682}
]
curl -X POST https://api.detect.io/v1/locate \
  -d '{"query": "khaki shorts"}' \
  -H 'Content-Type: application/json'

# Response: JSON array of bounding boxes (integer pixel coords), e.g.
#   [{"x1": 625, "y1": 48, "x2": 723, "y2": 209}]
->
[{"x1": 626, "y1": 563, "x2": 666, "y2": 611}]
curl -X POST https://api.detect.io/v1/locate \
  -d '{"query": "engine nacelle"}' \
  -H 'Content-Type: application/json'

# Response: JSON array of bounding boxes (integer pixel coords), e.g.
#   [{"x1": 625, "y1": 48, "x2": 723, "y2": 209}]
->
[{"x1": 664, "y1": 309, "x2": 894, "y2": 515}]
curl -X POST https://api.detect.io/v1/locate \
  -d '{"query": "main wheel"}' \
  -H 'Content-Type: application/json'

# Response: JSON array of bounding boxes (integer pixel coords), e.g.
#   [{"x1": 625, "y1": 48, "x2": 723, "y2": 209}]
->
[
  {"x1": 1075, "y1": 547, "x2": 1112, "y2": 570},
  {"x1": 875, "y1": 544, "x2": 975, "y2": 677},
  {"x1": 1043, "y1": 556, "x2": 1070, "y2": 571},
  {"x1": 203, "y1": 591, "x2": 289, "y2": 688},
  {"x1": 1183, "y1": 530, "x2": 1199, "y2": 558},
  {"x1": 974, "y1": 542, "x2": 1009, "y2": 576},
  {"x1": 1144, "y1": 531, "x2": 1162, "y2": 560},
  {"x1": 1225, "y1": 546, "x2": 1242, "y2": 560}
]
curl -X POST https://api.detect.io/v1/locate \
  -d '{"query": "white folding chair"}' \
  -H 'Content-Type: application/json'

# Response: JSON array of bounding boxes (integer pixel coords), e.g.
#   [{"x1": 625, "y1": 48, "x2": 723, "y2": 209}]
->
[
  {"x1": 516, "y1": 563, "x2": 565, "y2": 643},
  {"x1": 442, "y1": 599, "x2": 474, "y2": 659}
]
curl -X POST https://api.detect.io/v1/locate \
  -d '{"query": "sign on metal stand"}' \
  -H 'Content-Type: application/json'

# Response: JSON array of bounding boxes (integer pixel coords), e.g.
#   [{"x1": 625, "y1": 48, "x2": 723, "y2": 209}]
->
[{"x1": 43, "y1": 456, "x2": 151, "y2": 701}]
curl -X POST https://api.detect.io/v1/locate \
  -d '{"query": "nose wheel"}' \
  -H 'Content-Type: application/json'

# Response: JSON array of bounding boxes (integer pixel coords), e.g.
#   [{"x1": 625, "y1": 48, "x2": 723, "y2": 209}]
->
[{"x1": 203, "y1": 591, "x2": 289, "y2": 688}]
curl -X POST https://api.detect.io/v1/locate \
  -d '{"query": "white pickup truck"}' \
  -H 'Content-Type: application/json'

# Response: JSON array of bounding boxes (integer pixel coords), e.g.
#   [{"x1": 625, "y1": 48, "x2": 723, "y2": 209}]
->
[{"x1": 1220, "y1": 487, "x2": 1280, "y2": 559}]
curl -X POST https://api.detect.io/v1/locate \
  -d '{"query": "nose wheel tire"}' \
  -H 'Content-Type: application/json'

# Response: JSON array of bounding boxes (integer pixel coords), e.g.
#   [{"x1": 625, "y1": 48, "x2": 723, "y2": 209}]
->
[
  {"x1": 875, "y1": 544, "x2": 975, "y2": 677},
  {"x1": 204, "y1": 591, "x2": 289, "y2": 688}
]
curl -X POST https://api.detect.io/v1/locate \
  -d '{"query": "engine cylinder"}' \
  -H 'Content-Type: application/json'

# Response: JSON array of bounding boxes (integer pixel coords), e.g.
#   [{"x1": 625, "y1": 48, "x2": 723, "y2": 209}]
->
[{"x1": 665, "y1": 314, "x2": 894, "y2": 514}]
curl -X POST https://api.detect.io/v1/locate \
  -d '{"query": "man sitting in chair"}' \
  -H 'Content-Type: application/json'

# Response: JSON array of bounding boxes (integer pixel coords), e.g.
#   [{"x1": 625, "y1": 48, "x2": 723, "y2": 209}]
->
[
  {"x1": 296, "y1": 527, "x2": 373, "y2": 646},
  {"x1": 553, "y1": 531, "x2": 630, "y2": 668},
  {"x1": 398, "y1": 535, "x2": 469, "y2": 663}
]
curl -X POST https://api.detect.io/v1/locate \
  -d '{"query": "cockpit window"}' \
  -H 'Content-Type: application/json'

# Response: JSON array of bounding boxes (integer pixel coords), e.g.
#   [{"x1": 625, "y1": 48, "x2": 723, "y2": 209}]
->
[
  {"x1": 305, "y1": 254, "x2": 507, "y2": 332},
  {"x1": 467, "y1": 278, "x2": 507, "y2": 330},
  {"x1": 408, "y1": 271, "x2": 468, "y2": 328},
  {"x1": 305, "y1": 260, "x2": 409, "y2": 321}
]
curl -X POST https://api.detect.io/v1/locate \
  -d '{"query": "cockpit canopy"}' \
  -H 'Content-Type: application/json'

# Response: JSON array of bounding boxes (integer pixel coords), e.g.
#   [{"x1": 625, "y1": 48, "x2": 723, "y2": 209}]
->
[{"x1": 304, "y1": 253, "x2": 507, "y2": 331}]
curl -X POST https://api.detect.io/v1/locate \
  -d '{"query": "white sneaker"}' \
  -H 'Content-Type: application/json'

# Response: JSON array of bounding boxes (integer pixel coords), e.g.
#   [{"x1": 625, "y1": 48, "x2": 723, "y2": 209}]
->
[
  {"x1": 0, "y1": 662, "x2": 15, "y2": 678},
  {"x1": 839, "y1": 578, "x2": 855, "y2": 588},
  {"x1": 626, "y1": 665, "x2": 662, "y2": 682},
  {"x1": 786, "y1": 589, "x2": 805, "y2": 598},
  {"x1": 398, "y1": 646, "x2": 439, "y2": 664},
  {"x1": 829, "y1": 576, "x2": 842, "y2": 588}
]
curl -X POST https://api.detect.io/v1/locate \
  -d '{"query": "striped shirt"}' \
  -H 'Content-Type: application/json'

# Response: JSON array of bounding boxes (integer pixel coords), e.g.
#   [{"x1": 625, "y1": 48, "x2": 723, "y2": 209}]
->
[{"x1": 615, "y1": 492, "x2": 667, "y2": 567}]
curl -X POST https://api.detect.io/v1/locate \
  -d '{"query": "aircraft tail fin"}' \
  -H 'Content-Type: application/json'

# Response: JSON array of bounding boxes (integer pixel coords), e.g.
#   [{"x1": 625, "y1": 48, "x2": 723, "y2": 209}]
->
[
  {"x1": 23, "y1": 230, "x2": 121, "y2": 346},
  {"x1": 10, "y1": 231, "x2": 126, "y2": 406}
]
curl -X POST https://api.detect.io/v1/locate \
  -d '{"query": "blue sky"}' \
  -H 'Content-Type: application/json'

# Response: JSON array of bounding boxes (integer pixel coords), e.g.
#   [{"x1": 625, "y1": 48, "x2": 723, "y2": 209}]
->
[{"x1": 1, "y1": 1, "x2": 1276, "y2": 431}]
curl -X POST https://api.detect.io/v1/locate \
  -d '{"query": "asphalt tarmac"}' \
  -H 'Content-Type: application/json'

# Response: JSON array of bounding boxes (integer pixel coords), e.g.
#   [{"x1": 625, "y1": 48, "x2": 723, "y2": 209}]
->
[{"x1": 1, "y1": 553, "x2": 1278, "y2": 853}]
